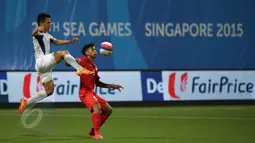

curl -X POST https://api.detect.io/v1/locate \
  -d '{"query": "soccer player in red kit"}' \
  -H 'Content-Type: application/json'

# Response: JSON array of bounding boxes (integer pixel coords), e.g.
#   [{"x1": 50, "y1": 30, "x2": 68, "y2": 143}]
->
[{"x1": 76, "y1": 43, "x2": 123, "y2": 139}]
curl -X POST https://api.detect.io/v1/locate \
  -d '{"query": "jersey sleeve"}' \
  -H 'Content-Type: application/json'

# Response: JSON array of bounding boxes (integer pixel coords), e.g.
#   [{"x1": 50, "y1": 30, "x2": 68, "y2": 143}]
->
[
  {"x1": 48, "y1": 33, "x2": 56, "y2": 43},
  {"x1": 76, "y1": 57, "x2": 86, "y2": 67}
]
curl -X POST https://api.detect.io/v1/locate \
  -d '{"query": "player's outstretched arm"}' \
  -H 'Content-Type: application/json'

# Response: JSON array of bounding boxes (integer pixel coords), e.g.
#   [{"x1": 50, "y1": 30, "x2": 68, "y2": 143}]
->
[
  {"x1": 52, "y1": 37, "x2": 79, "y2": 45},
  {"x1": 95, "y1": 79, "x2": 124, "y2": 92}
]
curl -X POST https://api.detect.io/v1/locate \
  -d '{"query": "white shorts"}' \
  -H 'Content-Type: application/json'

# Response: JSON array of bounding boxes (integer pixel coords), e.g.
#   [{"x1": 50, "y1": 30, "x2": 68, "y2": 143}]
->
[{"x1": 35, "y1": 53, "x2": 56, "y2": 83}]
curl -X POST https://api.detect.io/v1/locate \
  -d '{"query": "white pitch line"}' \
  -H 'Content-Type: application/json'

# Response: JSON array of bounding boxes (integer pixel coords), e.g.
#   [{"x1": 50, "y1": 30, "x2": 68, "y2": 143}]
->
[
  {"x1": 0, "y1": 106, "x2": 250, "y2": 114},
  {"x1": 1, "y1": 113, "x2": 255, "y2": 121}
]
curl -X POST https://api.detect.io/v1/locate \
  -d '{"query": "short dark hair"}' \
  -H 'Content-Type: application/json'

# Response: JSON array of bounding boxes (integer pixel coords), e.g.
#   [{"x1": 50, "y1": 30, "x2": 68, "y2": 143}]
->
[
  {"x1": 37, "y1": 13, "x2": 51, "y2": 26},
  {"x1": 82, "y1": 43, "x2": 95, "y2": 55}
]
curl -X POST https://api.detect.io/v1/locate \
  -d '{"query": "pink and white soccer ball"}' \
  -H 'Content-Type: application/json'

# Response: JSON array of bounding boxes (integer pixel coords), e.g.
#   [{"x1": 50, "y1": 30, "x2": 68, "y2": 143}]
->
[{"x1": 100, "y1": 41, "x2": 113, "y2": 56}]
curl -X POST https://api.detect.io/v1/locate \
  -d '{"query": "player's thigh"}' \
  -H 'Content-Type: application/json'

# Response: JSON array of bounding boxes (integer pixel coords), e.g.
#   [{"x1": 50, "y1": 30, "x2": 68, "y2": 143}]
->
[
  {"x1": 81, "y1": 93, "x2": 99, "y2": 112},
  {"x1": 36, "y1": 54, "x2": 56, "y2": 72},
  {"x1": 38, "y1": 71, "x2": 53, "y2": 83},
  {"x1": 42, "y1": 79, "x2": 54, "y2": 96},
  {"x1": 94, "y1": 95, "x2": 108, "y2": 111}
]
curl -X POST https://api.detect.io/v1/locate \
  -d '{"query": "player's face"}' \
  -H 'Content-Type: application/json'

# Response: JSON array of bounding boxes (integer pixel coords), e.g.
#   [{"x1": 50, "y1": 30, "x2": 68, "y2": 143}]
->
[
  {"x1": 86, "y1": 46, "x2": 97, "y2": 58},
  {"x1": 42, "y1": 18, "x2": 51, "y2": 32}
]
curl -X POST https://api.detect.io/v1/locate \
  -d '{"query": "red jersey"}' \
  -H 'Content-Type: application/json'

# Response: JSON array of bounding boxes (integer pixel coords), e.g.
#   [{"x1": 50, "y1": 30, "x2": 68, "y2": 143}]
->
[{"x1": 77, "y1": 57, "x2": 100, "y2": 93}]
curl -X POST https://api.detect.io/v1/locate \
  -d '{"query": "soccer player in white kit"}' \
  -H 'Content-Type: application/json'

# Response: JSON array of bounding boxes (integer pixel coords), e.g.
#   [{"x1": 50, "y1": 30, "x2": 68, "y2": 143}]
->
[{"x1": 18, "y1": 13, "x2": 94, "y2": 114}]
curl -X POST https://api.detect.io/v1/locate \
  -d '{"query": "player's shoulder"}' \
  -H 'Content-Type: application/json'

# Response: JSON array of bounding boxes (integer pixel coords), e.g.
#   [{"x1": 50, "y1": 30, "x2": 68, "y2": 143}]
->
[
  {"x1": 77, "y1": 56, "x2": 88, "y2": 62},
  {"x1": 45, "y1": 32, "x2": 54, "y2": 37},
  {"x1": 33, "y1": 32, "x2": 47, "y2": 38},
  {"x1": 33, "y1": 32, "x2": 43, "y2": 37}
]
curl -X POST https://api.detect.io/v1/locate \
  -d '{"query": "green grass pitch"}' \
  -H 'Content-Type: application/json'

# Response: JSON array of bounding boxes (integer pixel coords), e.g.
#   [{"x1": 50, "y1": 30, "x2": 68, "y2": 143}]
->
[{"x1": 0, "y1": 105, "x2": 255, "y2": 143}]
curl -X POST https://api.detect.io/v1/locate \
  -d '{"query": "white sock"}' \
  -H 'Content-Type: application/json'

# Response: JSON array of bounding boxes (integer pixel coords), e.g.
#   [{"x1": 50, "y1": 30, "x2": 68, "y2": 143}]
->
[
  {"x1": 27, "y1": 90, "x2": 47, "y2": 105},
  {"x1": 64, "y1": 54, "x2": 83, "y2": 71}
]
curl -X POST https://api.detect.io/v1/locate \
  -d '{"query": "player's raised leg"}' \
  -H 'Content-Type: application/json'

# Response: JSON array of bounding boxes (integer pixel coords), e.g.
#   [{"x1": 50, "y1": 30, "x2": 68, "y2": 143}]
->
[
  {"x1": 19, "y1": 79, "x2": 54, "y2": 114},
  {"x1": 53, "y1": 50, "x2": 94, "y2": 75}
]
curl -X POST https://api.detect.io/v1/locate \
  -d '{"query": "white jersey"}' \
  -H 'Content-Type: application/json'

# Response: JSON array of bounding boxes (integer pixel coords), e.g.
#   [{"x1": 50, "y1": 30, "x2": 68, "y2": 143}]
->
[{"x1": 32, "y1": 32, "x2": 56, "y2": 58}]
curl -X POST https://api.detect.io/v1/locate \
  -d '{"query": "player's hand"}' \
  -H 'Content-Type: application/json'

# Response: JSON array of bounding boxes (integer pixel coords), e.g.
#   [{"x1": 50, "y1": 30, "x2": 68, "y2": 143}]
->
[
  {"x1": 70, "y1": 37, "x2": 79, "y2": 44},
  {"x1": 37, "y1": 26, "x2": 44, "y2": 33},
  {"x1": 110, "y1": 84, "x2": 124, "y2": 92}
]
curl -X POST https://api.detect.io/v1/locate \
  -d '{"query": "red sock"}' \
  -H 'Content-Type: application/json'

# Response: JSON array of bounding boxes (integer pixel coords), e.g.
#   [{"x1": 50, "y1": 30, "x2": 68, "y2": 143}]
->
[
  {"x1": 92, "y1": 113, "x2": 100, "y2": 134},
  {"x1": 100, "y1": 113, "x2": 110, "y2": 127}
]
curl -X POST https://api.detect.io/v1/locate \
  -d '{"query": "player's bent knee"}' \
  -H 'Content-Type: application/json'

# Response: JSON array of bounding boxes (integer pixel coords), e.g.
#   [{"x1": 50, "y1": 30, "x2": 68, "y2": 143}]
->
[
  {"x1": 46, "y1": 90, "x2": 54, "y2": 96},
  {"x1": 62, "y1": 50, "x2": 69, "y2": 55},
  {"x1": 107, "y1": 107, "x2": 113, "y2": 115},
  {"x1": 92, "y1": 103, "x2": 101, "y2": 114},
  {"x1": 103, "y1": 105, "x2": 112, "y2": 115},
  {"x1": 109, "y1": 108, "x2": 113, "y2": 114},
  {"x1": 54, "y1": 50, "x2": 69, "y2": 58},
  {"x1": 106, "y1": 106, "x2": 112, "y2": 113},
  {"x1": 57, "y1": 50, "x2": 69, "y2": 59}
]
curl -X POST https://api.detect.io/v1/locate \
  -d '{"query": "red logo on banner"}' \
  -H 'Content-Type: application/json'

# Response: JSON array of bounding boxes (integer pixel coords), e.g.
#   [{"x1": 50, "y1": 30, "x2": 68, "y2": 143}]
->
[
  {"x1": 168, "y1": 72, "x2": 188, "y2": 99},
  {"x1": 23, "y1": 73, "x2": 43, "y2": 98}
]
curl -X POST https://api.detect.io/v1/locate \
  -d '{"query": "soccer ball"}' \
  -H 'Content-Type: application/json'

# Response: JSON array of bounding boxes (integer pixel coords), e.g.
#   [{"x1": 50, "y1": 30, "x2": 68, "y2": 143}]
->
[{"x1": 100, "y1": 42, "x2": 113, "y2": 56}]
